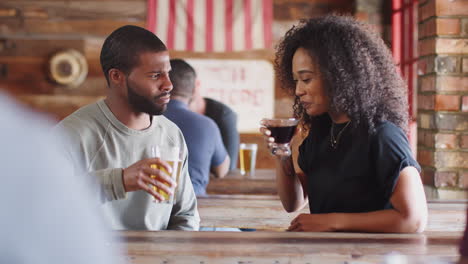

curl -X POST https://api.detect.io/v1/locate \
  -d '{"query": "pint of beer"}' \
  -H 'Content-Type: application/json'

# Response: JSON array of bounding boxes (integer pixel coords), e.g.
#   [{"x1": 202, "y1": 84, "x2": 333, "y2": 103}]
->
[
  {"x1": 239, "y1": 143, "x2": 258, "y2": 177},
  {"x1": 150, "y1": 145, "x2": 180, "y2": 203}
]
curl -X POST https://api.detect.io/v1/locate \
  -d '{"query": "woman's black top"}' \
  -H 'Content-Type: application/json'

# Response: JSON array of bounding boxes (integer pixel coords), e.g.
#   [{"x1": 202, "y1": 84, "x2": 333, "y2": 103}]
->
[{"x1": 298, "y1": 115, "x2": 420, "y2": 214}]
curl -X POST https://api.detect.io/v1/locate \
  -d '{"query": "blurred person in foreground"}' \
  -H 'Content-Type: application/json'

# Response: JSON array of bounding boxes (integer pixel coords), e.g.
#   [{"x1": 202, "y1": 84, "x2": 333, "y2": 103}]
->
[
  {"x1": 164, "y1": 59, "x2": 230, "y2": 196},
  {"x1": 260, "y1": 15, "x2": 427, "y2": 233},
  {"x1": 54, "y1": 25, "x2": 199, "y2": 230},
  {"x1": 0, "y1": 93, "x2": 123, "y2": 263}
]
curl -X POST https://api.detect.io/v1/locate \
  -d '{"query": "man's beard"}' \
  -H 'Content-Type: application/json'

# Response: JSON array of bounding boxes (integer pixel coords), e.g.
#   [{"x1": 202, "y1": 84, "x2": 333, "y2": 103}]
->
[{"x1": 127, "y1": 80, "x2": 168, "y2": 116}]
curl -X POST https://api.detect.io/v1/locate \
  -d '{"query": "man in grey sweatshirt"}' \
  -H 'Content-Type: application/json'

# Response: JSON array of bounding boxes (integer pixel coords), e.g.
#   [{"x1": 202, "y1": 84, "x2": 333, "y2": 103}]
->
[{"x1": 55, "y1": 25, "x2": 199, "y2": 230}]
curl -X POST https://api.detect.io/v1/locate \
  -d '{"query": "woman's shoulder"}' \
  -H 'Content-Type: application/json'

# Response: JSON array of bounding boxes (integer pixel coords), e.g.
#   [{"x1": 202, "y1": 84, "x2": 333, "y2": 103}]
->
[
  {"x1": 373, "y1": 121, "x2": 405, "y2": 136},
  {"x1": 372, "y1": 121, "x2": 409, "y2": 145}
]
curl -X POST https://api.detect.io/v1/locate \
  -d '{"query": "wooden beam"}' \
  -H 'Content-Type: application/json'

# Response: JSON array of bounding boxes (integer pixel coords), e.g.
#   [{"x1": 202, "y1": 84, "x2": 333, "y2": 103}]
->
[
  {"x1": 0, "y1": 77, "x2": 107, "y2": 96},
  {"x1": 0, "y1": 38, "x2": 86, "y2": 57},
  {"x1": 0, "y1": 7, "x2": 17, "y2": 17},
  {"x1": 0, "y1": 1, "x2": 145, "y2": 20},
  {"x1": 15, "y1": 94, "x2": 103, "y2": 120},
  {"x1": 1, "y1": 19, "x2": 145, "y2": 36}
]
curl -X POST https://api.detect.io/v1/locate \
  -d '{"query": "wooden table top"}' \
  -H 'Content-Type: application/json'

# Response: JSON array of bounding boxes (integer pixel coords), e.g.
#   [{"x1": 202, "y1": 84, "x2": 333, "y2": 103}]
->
[
  {"x1": 206, "y1": 169, "x2": 276, "y2": 195},
  {"x1": 198, "y1": 195, "x2": 468, "y2": 232},
  {"x1": 118, "y1": 230, "x2": 462, "y2": 264},
  {"x1": 115, "y1": 195, "x2": 466, "y2": 263}
]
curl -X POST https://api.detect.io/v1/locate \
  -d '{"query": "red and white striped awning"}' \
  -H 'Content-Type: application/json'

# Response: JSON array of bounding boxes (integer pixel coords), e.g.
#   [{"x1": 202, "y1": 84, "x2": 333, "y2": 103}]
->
[{"x1": 146, "y1": 0, "x2": 273, "y2": 52}]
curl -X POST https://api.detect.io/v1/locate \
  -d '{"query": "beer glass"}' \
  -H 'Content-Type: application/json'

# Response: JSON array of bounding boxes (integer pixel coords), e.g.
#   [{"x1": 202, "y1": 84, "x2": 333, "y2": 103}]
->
[
  {"x1": 260, "y1": 118, "x2": 299, "y2": 156},
  {"x1": 150, "y1": 145, "x2": 180, "y2": 203},
  {"x1": 173, "y1": 150, "x2": 184, "y2": 202},
  {"x1": 239, "y1": 143, "x2": 257, "y2": 177}
]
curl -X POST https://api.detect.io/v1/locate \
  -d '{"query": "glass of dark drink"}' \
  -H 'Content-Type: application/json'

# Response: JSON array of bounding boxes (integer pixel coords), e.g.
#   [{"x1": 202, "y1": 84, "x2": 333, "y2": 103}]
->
[{"x1": 260, "y1": 118, "x2": 299, "y2": 156}]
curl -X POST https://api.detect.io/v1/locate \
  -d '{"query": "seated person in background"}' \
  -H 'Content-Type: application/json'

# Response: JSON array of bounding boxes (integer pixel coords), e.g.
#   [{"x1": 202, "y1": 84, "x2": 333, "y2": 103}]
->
[
  {"x1": 189, "y1": 84, "x2": 239, "y2": 171},
  {"x1": 54, "y1": 25, "x2": 199, "y2": 230},
  {"x1": 0, "y1": 93, "x2": 122, "y2": 264},
  {"x1": 260, "y1": 15, "x2": 427, "y2": 233},
  {"x1": 164, "y1": 59, "x2": 230, "y2": 196}
]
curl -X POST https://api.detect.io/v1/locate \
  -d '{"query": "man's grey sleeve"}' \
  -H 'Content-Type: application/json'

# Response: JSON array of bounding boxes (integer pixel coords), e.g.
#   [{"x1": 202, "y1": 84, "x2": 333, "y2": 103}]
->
[
  {"x1": 54, "y1": 124, "x2": 127, "y2": 202},
  {"x1": 92, "y1": 169, "x2": 127, "y2": 202}
]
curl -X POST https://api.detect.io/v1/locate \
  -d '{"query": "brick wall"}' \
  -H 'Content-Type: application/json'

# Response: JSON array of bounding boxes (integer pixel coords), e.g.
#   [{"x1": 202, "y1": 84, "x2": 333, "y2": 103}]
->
[
  {"x1": 354, "y1": 0, "x2": 392, "y2": 44},
  {"x1": 418, "y1": 0, "x2": 468, "y2": 190}
]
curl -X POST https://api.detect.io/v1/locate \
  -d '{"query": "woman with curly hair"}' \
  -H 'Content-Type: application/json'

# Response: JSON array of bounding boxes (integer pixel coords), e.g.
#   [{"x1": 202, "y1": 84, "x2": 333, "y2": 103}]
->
[{"x1": 261, "y1": 15, "x2": 427, "y2": 233}]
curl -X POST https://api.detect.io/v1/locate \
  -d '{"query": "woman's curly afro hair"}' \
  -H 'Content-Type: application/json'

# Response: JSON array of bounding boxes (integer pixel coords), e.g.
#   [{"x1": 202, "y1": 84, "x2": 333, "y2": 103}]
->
[{"x1": 275, "y1": 15, "x2": 409, "y2": 133}]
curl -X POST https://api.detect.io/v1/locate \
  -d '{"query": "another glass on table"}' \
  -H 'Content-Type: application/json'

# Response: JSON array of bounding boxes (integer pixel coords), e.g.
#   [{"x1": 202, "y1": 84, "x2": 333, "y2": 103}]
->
[
  {"x1": 149, "y1": 145, "x2": 182, "y2": 203},
  {"x1": 260, "y1": 118, "x2": 299, "y2": 156},
  {"x1": 239, "y1": 143, "x2": 257, "y2": 178}
]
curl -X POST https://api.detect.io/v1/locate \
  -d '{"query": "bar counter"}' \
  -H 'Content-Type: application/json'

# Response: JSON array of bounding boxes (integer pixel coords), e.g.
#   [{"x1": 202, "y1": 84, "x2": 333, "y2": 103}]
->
[
  {"x1": 198, "y1": 195, "x2": 467, "y2": 232},
  {"x1": 206, "y1": 169, "x2": 276, "y2": 195},
  {"x1": 117, "y1": 170, "x2": 467, "y2": 264},
  {"x1": 118, "y1": 230, "x2": 462, "y2": 264}
]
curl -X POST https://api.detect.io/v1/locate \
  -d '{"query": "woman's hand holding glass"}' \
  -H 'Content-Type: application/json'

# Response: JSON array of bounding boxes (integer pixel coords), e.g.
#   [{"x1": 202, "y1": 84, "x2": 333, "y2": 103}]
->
[
  {"x1": 259, "y1": 126, "x2": 277, "y2": 155},
  {"x1": 260, "y1": 118, "x2": 299, "y2": 157}
]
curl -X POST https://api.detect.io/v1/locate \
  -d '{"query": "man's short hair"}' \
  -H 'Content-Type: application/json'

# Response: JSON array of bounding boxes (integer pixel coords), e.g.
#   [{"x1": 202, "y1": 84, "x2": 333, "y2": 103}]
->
[
  {"x1": 100, "y1": 25, "x2": 167, "y2": 85},
  {"x1": 169, "y1": 59, "x2": 197, "y2": 99}
]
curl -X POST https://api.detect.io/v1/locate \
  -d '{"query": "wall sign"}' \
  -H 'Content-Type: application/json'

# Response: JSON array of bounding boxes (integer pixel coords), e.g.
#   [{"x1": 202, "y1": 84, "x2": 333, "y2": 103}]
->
[{"x1": 187, "y1": 59, "x2": 274, "y2": 133}]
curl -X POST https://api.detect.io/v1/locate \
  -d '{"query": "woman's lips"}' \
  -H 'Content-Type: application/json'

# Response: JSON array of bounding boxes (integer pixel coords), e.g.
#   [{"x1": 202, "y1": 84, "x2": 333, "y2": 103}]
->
[{"x1": 301, "y1": 102, "x2": 312, "y2": 109}]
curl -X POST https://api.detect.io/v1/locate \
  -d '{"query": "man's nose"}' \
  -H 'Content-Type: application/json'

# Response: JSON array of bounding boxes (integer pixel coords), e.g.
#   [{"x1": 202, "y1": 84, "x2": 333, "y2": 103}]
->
[{"x1": 161, "y1": 73, "x2": 173, "y2": 92}]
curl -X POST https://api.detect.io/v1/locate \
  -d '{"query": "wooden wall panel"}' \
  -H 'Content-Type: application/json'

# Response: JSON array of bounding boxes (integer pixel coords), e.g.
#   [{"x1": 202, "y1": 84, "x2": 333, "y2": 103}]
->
[
  {"x1": 17, "y1": 94, "x2": 105, "y2": 120},
  {"x1": 20, "y1": 20, "x2": 144, "y2": 36},
  {"x1": 0, "y1": 0, "x2": 143, "y2": 120},
  {"x1": 0, "y1": 38, "x2": 86, "y2": 57},
  {"x1": 0, "y1": 78, "x2": 107, "y2": 96},
  {"x1": 0, "y1": 1, "x2": 145, "y2": 36},
  {"x1": 0, "y1": 1, "x2": 146, "y2": 19}
]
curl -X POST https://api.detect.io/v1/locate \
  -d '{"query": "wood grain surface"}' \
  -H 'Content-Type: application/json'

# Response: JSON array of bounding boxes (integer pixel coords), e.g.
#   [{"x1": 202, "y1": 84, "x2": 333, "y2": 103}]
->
[
  {"x1": 117, "y1": 230, "x2": 462, "y2": 264},
  {"x1": 206, "y1": 169, "x2": 276, "y2": 195},
  {"x1": 198, "y1": 194, "x2": 467, "y2": 233}
]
